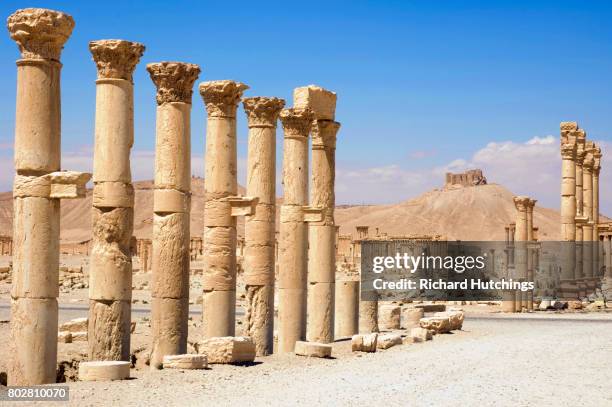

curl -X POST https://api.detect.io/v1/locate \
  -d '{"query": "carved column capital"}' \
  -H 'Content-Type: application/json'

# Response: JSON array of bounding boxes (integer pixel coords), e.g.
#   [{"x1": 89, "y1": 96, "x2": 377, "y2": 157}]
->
[
  {"x1": 199, "y1": 80, "x2": 248, "y2": 118},
  {"x1": 312, "y1": 120, "x2": 340, "y2": 150},
  {"x1": 89, "y1": 39, "x2": 145, "y2": 81},
  {"x1": 561, "y1": 142, "x2": 577, "y2": 160},
  {"x1": 583, "y1": 154, "x2": 594, "y2": 171},
  {"x1": 7, "y1": 8, "x2": 74, "y2": 61},
  {"x1": 242, "y1": 97, "x2": 285, "y2": 127},
  {"x1": 513, "y1": 196, "x2": 531, "y2": 212},
  {"x1": 279, "y1": 108, "x2": 313, "y2": 138},
  {"x1": 146, "y1": 61, "x2": 200, "y2": 105}
]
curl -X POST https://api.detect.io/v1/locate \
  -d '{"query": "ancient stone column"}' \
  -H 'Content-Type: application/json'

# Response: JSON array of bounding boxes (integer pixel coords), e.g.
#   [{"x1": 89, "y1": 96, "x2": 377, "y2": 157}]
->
[
  {"x1": 592, "y1": 146, "x2": 602, "y2": 278},
  {"x1": 526, "y1": 199, "x2": 537, "y2": 311},
  {"x1": 7, "y1": 8, "x2": 90, "y2": 385},
  {"x1": 582, "y1": 150, "x2": 595, "y2": 284},
  {"x1": 335, "y1": 280, "x2": 359, "y2": 337},
  {"x1": 513, "y1": 196, "x2": 530, "y2": 312},
  {"x1": 199, "y1": 80, "x2": 252, "y2": 338},
  {"x1": 291, "y1": 86, "x2": 340, "y2": 344},
  {"x1": 278, "y1": 107, "x2": 315, "y2": 353},
  {"x1": 89, "y1": 39, "x2": 145, "y2": 361},
  {"x1": 559, "y1": 123, "x2": 578, "y2": 299},
  {"x1": 147, "y1": 62, "x2": 200, "y2": 368},
  {"x1": 242, "y1": 96, "x2": 285, "y2": 356}
]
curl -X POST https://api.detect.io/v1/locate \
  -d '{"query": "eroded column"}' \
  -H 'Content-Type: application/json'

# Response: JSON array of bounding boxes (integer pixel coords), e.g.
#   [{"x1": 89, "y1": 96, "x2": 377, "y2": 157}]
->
[
  {"x1": 89, "y1": 39, "x2": 145, "y2": 361},
  {"x1": 592, "y1": 146, "x2": 601, "y2": 278},
  {"x1": 559, "y1": 123, "x2": 578, "y2": 299},
  {"x1": 147, "y1": 62, "x2": 200, "y2": 368},
  {"x1": 526, "y1": 199, "x2": 536, "y2": 311},
  {"x1": 278, "y1": 107, "x2": 314, "y2": 353},
  {"x1": 7, "y1": 8, "x2": 89, "y2": 385},
  {"x1": 199, "y1": 80, "x2": 251, "y2": 338},
  {"x1": 242, "y1": 96, "x2": 285, "y2": 355},
  {"x1": 582, "y1": 149, "x2": 594, "y2": 286},
  {"x1": 513, "y1": 196, "x2": 529, "y2": 312}
]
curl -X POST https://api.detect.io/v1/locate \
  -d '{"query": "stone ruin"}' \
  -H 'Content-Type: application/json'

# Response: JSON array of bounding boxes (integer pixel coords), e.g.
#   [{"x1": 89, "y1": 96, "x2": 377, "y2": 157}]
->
[{"x1": 444, "y1": 169, "x2": 487, "y2": 188}]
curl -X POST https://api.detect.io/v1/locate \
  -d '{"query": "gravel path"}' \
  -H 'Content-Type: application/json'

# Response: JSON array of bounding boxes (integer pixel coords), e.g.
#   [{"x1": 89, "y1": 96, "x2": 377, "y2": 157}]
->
[{"x1": 51, "y1": 314, "x2": 612, "y2": 407}]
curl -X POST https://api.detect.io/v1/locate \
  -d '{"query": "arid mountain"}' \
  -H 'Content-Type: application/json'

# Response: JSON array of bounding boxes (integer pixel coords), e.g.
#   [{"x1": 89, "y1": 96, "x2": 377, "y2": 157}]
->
[{"x1": 0, "y1": 179, "x2": 606, "y2": 242}]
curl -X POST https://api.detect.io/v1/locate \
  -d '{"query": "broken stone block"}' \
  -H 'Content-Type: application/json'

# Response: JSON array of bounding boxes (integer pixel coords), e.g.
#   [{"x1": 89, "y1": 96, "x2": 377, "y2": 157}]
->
[
  {"x1": 293, "y1": 85, "x2": 336, "y2": 120},
  {"x1": 197, "y1": 336, "x2": 256, "y2": 364},
  {"x1": 58, "y1": 331, "x2": 72, "y2": 343},
  {"x1": 378, "y1": 304, "x2": 401, "y2": 330},
  {"x1": 410, "y1": 327, "x2": 433, "y2": 342},
  {"x1": 294, "y1": 341, "x2": 332, "y2": 358},
  {"x1": 566, "y1": 300, "x2": 582, "y2": 310},
  {"x1": 78, "y1": 361, "x2": 130, "y2": 381},
  {"x1": 419, "y1": 317, "x2": 451, "y2": 334},
  {"x1": 401, "y1": 307, "x2": 424, "y2": 329},
  {"x1": 414, "y1": 303, "x2": 446, "y2": 312},
  {"x1": 434, "y1": 310, "x2": 464, "y2": 330},
  {"x1": 71, "y1": 331, "x2": 87, "y2": 341},
  {"x1": 376, "y1": 333, "x2": 402, "y2": 349},
  {"x1": 59, "y1": 317, "x2": 88, "y2": 333},
  {"x1": 351, "y1": 333, "x2": 378, "y2": 352},
  {"x1": 163, "y1": 354, "x2": 207, "y2": 369}
]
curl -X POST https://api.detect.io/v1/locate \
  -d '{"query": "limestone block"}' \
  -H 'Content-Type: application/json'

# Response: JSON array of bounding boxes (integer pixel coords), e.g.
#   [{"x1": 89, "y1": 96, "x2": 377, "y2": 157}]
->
[
  {"x1": 151, "y1": 212, "x2": 190, "y2": 298},
  {"x1": 294, "y1": 341, "x2": 332, "y2": 358},
  {"x1": 197, "y1": 336, "x2": 256, "y2": 364},
  {"x1": 244, "y1": 284, "x2": 274, "y2": 356},
  {"x1": 334, "y1": 280, "x2": 359, "y2": 338},
  {"x1": 419, "y1": 317, "x2": 451, "y2": 334},
  {"x1": 293, "y1": 85, "x2": 336, "y2": 121},
  {"x1": 306, "y1": 281, "x2": 334, "y2": 343},
  {"x1": 154, "y1": 102, "x2": 192, "y2": 190},
  {"x1": 150, "y1": 297, "x2": 189, "y2": 369},
  {"x1": 163, "y1": 354, "x2": 207, "y2": 369},
  {"x1": 93, "y1": 182, "x2": 135, "y2": 208},
  {"x1": 359, "y1": 300, "x2": 379, "y2": 334},
  {"x1": 202, "y1": 290, "x2": 236, "y2": 338},
  {"x1": 58, "y1": 331, "x2": 72, "y2": 343},
  {"x1": 59, "y1": 317, "x2": 88, "y2": 333},
  {"x1": 414, "y1": 303, "x2": 446, "y2": 312},
  {"x1": 434, "y1": 311, "x2": 464, "y2": 330},
  {"x1": 72, "y1": 331, "x2": 87, "y2": 341},
  {"x1": 88, "y1": 300, "x2": 131, "y2": 361},
  {"x1": 410, "y1": 327, "x2": 433, "y2": 343},
  {"x1": 379, "y1": 304, "x2": 401, "y2": 330},
  {"x1": 154, "y1": 189, "x2": 190, "y2": 213},
  {"x1": 277, "y1": 287, "x2": 306, "y2": 352},
  {"x1": 48, "y1": 171, "x2": 91, "y2": 199},
  {"x1": 307, "y1": 225, "x2": 336, "y2": 283},
  {"x1": 78, "y1": 361, "x2": 130, "y2": 381},
  {"x1": 377, "y1": 333, "x2": 402, "y2": 349},
  {"x1": 351, "y1": 333, "x2": 378, "y2": 352},
  {"x1": 277, "y1": 220, "x2": 307, "y2": 289},
  {"x1": 228, "y1": 196, "x2": 258, "y2": 216},
  {"x1": 401, "y1": 307, "x2": 424, "y2": 329}
]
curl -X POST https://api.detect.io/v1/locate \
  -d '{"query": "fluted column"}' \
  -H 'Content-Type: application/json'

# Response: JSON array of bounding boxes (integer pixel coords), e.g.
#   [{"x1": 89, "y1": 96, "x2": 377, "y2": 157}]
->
[
  {"x1": 7, "y1": 8, "x2": 87, "y2": 385},
  {"x1": 147, "y1": 62, "x2": 200, "y2": 368},
  {"x1": 242, "y1": 97, "x2": 285, "y2": 356},
  {"x1": 199, "y1": 80, "x2": 251, "y2": 338},
  {"x1": 513, "y1": 196, "x2": 529, "y2": 312},
  {"x1": 278, "y1": 108, "x2": 314, "y2": 353},
  {"x1": 88, "y1": 39, "x2": 145, "y2": 361}
]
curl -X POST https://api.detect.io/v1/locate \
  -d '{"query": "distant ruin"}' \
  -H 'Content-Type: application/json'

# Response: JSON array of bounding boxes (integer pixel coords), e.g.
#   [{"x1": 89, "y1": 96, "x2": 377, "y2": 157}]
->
[{"x1": 445, "y1": 169, "x2": 487, "y2": 188}]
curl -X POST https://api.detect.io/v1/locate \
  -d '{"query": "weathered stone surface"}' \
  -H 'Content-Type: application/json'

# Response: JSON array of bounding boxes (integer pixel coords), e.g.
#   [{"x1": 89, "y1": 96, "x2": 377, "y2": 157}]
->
[
  {"x1": 71, "y1": 331, "x2": 87, "y2": 341},
  {"x1": 58, "y1": 331, "x2": 72, "y2": 343},
  {"x1": 419, "y1": 317, "x2": 451, "y2": 334},
  {"x1": 334, "y1": 280, "x2": 359, "y2": 338},
  {"x1": 351, "y1": 333, "x2": 378, "y2": 352},
  {"x1": 199, "y1": 80, "x2": 248, "y2": 118},
  {"x1": 244, "y1": 285, "x2": 274, "y2": 356},
  {"x1": 78, "y1": 361, "x2": 130, "y2": 381},
  {"x1": 293, "y1": 85, "x2": 336, "y2": 121},
  {"x1": 377, "y1": 333, "x2": 402, "y2": 349},
  {"x1": 59, "y1": 317, "x2": 88, "y2": 333},
  {"x1": 379, "y1": 304, "x2": 401, "y2": 330},
  {"x1": 150, "y1": 297, "x2": 189, "y2": 369},
  {"x1": 410, "y1": 327, "x2": 433, "y2": 343},
  {"x1": 414, "y1": 303, "x2": 446, "y2": 312},
  {"x1": 359, "y1": 299, "x2": 379, "y2": 334},
  {"x1": 162, "y1": 354, "x2": 207, "y2": 369},
  {"x1": 89, "y1": 40, "x2": 145, "y2": 81},
  {"x1": 401, "y1": 307, "x2": 424, "y2": 329},
  {"x1": 147, "y1": 62, "x2": 200, "y2": 105},
  {"x1": 88, "y1": 300, "x2": 131, "y2": 361},
  {"x1": 294, "y1": 341, "x2": 332, "y2": 358},
  {"x1": 197, "y1": 336, "x2": 256, "y2": 364},
  {"x1": 434, "y1": 310, "x2": 464, "y2": 330}
]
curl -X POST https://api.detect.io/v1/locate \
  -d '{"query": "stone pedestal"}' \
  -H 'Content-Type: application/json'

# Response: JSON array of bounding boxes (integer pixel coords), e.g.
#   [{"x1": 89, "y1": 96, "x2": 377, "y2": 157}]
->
[
  {"x1": 147, "y1": 62, "x2": 200, "y2": 368},
  {"x1": 334, "y1": 280, "x2": 359, "y2": 338},
  {"x1": 278, "y1": 108, "x2": 314, "y2": 353},
  {"x1": 242, "y1": 96, "x2": 285, "y2": 356},
  {"x1": 88, "y1": 39, "x2": 145, "y2": 362},
  {"x1": 199, "y1": 80, "x2": 251, "y2": 338},
  {"x1": 7, "y1": 8, "x2": 87, "y2": 386}
]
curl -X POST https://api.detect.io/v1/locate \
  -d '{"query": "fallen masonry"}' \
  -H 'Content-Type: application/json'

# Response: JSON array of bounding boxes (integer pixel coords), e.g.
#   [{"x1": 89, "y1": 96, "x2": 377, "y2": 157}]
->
[
  {"x1": 196, "y1": 337, "x2": 256, "y2": 364},
  {"x1": 351, "y1": 333, "x2": 378, "y2": 352},
  {"x1": 294, "y1": 341, "x2": 333, "y2": 358}
]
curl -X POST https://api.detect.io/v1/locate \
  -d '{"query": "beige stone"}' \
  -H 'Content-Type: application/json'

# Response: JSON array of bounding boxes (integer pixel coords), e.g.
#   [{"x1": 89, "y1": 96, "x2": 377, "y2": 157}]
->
[
  {"x1": 359, "y1": 299, "x2": 379, "y2": 334},
  {"x1": 71, "y1": 331, "x2": 87, "y2": 341},
  {"x1": 351, "y1": 333, "x2": 378, "y2": 352},
  {"x1": 334, "y1": 280, "x2": 359, "y2": 338},
  {"x1": 88, "y1": 300, "x2": 131, "y2": 361},
  {"x1": 149, "y1": 297, "x2": 189, "y2": 369},
  {"x1": 58, "y1": 331, "x2": 72, "y2": 343},
  {"x1": 379, "y1": 304, "x2": 401, "y2": 330},
  {"x1": 293, "y1": 341, "x2": 332, "y2": 358},
  {"x1": 377, "y1": 333, "x2": 402, "y2": 349},
  {"x1": 78, "y1": 361, "x2": 130, "y2": 381},
  {"x1": 293, "y1": 85, "x2": 337, "y2": 121},
  {"x1": 410, "y1": 327, "x2": 433, "y2": 342},
  {"x1": 197, "y1": 336, "x2": 256, "y2": 364},
  {"x1": 59, "y1": 317, "x2": 88, "y2": 333},
  {"x1": 162, "y1": 354, "x2": 207, "y2": 369},
  {"x1": 419, "y1": 317, "x2": 451, "y2": 334},
  {"x1": 434, "y1": 311, "x2": 464, "y2": 330},
  {"x1": 400, "y1": 307, "x2": 424, "y2": 330}
]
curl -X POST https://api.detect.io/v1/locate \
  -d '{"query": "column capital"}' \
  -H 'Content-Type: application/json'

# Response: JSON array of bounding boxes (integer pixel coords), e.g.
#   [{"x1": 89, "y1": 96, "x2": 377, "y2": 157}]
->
[
  {"x1": 89, "y1": 39, "x2": 145, "y2": 81},
  {"x1": 513, "y1": 195, "x2": 530, "y2": 212},
  {"x1": 279, "y1": 108, "x2": 313, "y2": 138},
  {"x1": 7, "y1": 8, "x2": 74, "y2": 61},
  {"x1": 527, "y1": 198, "x2": 537, "y2": 212},
  {"x1": 199, "y1": 80, "x2": 248, "y2": 118},
  {"x1": 312, "y1": 120, "x2": 341, "y2": 149},
  {"x1": 583, "y1": 154, "x2": 594, "y2": 171},
  {"x1": 242, "y1": 97, "x2": 285, "y2": 128},
  {"x1": 560, "y1": 142, "x2": 576, "y2": 160},
  {"x1": 146, "y1": 61, "x2": 201, "y2": 105}
]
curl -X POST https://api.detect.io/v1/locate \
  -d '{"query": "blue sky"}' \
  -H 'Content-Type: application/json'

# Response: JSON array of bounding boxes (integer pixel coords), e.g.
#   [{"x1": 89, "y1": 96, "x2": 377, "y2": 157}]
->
[{"x1": 0, "y1": 1, "x2": 611, "y2": 213}]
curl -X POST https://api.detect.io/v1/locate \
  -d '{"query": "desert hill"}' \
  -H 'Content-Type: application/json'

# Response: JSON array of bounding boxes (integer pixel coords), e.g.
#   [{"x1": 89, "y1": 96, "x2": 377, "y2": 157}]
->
[{"x1": 0, "y1": 179, "x2": 604, "y2": 242}]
